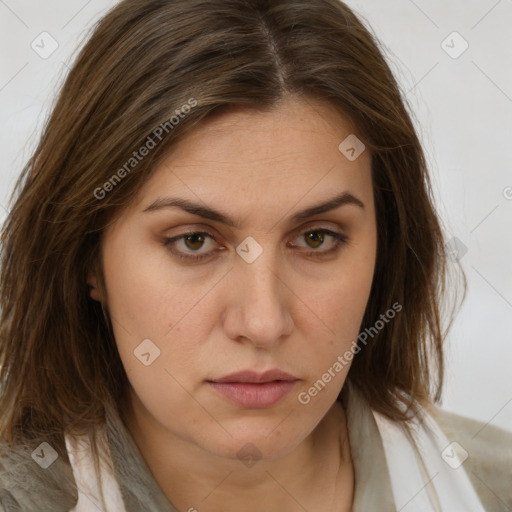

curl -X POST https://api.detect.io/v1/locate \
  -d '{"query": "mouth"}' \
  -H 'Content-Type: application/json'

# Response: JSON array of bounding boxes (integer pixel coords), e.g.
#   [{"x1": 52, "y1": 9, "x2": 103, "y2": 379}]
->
[{"x1": 207, "y1": 369, "x2": 299, "y2": 408}]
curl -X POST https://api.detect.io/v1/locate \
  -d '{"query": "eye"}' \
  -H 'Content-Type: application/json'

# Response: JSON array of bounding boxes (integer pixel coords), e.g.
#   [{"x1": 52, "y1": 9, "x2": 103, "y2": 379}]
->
[
  {"x1": 163, "y1": 231, "x2": 219, "y2": 262},
  {"x1": 163, "y1": 227, "x2": 349, "y2": 263},
  {"x1": 290, "y1": 229, "x2": 348, "y2": 257}
]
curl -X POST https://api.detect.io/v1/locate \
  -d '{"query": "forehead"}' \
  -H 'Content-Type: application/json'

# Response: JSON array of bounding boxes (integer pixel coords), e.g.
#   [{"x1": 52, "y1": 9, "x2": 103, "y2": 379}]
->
[{"x1": 129, "y1": 96, "x2": 373, "y2": 219}]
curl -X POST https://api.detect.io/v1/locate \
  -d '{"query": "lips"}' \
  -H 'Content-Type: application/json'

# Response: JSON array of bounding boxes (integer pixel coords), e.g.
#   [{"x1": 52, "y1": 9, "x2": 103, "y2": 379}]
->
[
  {"x1": 207, "y1": 369, "x2": 299, "y2": 408},
  {"x1": 209, "y1": 369, "x2": 298, "y2": 384}
]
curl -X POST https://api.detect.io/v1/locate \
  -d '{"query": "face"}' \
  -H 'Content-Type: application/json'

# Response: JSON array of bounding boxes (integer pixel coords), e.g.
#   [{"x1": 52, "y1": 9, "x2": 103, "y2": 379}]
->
[{"x1": 89, "y1": 96, "x2": 377, "y2": 462}]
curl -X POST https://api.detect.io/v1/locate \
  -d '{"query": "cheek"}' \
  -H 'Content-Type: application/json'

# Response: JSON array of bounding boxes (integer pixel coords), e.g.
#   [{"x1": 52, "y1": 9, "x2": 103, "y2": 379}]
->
[
  {"x1": 102, "y1": 232, "x2": 211, "y2": 343},
  {"x1": 292, "y1": 243, "x2": 376, "y2": 392},
  {"x1": 298, "y1": 248, "x2": 376, "y2": 343},
  {"x1": 291, "y1": 285, "x2": 371, "y2": 414},
  {"x1": 101, "y1": 242, "x2": 221, "y2": 398},
  {"x1": 105, "y1": 272, "x2": 215, "y2": 390},
  {"x1": 110, "y1": 299, "x2": 213, "y2": 436}
]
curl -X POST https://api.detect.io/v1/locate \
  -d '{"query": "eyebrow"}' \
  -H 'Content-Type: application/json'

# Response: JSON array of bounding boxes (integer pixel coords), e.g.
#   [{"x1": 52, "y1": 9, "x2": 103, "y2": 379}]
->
[{"x1": 143, "y1": 191, "x2": 365, "y2": 228}]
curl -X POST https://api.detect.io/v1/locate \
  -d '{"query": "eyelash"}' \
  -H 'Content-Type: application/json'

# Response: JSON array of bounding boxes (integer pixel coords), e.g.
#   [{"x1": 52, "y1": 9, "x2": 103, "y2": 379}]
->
[{"x1": 162, "y1": 228, "x2": 349, "y2": 263}]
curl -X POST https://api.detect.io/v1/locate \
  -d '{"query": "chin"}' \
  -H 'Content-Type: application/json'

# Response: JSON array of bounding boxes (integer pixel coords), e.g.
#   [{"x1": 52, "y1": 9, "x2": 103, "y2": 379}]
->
[{"x1": 194, "y1": 423, "x2": 306, "y2": 464}]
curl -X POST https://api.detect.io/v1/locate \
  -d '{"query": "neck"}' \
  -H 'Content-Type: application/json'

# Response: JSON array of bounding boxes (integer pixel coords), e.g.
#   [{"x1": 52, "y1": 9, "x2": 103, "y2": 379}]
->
[{"x1": 121, "y1": 392, "x2": 354, "y2": 512}]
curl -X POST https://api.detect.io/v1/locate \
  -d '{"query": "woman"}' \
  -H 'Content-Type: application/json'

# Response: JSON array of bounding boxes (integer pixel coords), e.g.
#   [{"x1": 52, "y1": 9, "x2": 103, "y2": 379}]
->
[{"x1": 0, "y1": 0, "x2": 511, "y2": 511}]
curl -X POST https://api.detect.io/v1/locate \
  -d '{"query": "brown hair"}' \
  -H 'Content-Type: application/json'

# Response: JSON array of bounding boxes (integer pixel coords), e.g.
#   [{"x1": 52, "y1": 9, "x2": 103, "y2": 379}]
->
[{"x1": 1, "y1": 0, "x2": 464, "y2": 461}]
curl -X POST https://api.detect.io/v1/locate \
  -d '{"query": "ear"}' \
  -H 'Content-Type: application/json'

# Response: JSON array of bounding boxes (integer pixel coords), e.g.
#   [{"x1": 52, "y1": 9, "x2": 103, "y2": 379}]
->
[{"x1": 87, "y1": 270, "x2": 103, "y2": 302}]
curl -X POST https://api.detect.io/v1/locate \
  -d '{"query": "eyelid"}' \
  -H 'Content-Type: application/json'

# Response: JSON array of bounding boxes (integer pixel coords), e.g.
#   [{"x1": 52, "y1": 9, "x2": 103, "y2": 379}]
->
[
  {"x1": 163, "y1": 224, "x2": 349, "y2": 263},
  {"x1": 163, "y1": 230, "x2": 219, "y2": 262}
]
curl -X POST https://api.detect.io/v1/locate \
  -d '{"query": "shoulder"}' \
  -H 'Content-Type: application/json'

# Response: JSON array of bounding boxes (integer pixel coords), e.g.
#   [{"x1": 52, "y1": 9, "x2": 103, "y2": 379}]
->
[
  {"x1": 426, "y1": 403, "x2": 512, "y2": 512},
  {"x1": 0, "y1": 439, "x2": 77, "y2": 512}
]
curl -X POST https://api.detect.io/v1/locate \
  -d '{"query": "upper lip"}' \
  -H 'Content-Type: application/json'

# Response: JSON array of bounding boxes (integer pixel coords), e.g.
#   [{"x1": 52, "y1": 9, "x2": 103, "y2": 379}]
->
[{"x1": 208, "y1": 369, "x2": 298, "y2": 383}]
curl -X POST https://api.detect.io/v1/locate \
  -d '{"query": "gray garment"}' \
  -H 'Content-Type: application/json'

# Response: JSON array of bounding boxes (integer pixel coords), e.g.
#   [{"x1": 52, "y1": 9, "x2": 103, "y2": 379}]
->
[{"x1": 1, "y1": 381, "x2": 512, "y2": 511}]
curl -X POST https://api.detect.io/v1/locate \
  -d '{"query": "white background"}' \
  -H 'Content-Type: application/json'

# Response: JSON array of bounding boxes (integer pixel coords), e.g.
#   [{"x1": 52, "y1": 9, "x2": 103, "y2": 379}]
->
[{"x1": 0, "y1": 0, "x2": 511, "y2": 432}]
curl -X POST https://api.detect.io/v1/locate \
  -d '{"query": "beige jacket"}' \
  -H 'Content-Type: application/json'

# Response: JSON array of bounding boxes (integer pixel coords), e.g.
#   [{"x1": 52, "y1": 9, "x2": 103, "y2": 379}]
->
[{"x1": 1, "y1": 381, "x2": 511, "y2": 511}]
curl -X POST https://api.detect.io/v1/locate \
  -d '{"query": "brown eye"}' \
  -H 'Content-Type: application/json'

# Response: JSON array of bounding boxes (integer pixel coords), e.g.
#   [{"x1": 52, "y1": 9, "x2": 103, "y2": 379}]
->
[
  {"x1": 183, "y1": 233, "x2": 207, "y2": 251},
  {"x1": 304, "y1": 231, "x2": 326, "y2": 249},
  {"x1": 293, "y1": 229, "x2": 347, "y2": 254},
  {"x1": 163, "y1": 231, "x2": 219, "y2": 262},
  {"x1": 163, "y1": 228, "x2": 348, "y2": 264}
]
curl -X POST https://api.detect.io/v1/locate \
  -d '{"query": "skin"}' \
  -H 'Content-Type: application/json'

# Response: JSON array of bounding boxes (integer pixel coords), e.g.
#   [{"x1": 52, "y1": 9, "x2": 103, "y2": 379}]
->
[{"x1": 88, "y1": 96, "x2": 377, "y2": 512}]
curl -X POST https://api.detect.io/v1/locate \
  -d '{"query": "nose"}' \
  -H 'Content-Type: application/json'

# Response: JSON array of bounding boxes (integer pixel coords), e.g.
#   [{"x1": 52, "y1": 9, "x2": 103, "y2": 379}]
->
[{"x1": 221, "y1": 249, "x2": 294, "y2": 349}]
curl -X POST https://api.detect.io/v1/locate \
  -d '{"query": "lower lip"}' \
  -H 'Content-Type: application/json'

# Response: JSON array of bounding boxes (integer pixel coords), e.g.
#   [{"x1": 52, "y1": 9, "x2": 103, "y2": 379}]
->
[{"x1": 207, "y1": 380, "x2": 298, "y2": 408}]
